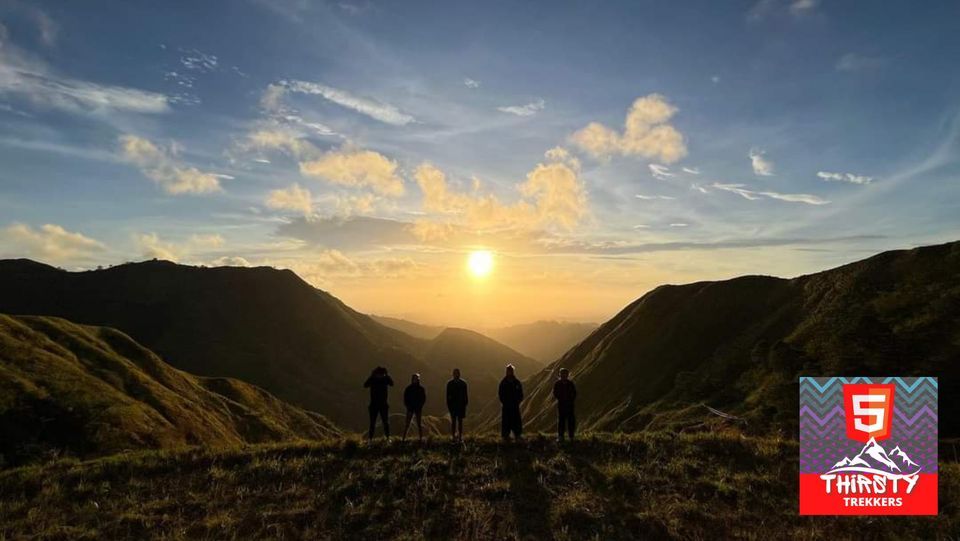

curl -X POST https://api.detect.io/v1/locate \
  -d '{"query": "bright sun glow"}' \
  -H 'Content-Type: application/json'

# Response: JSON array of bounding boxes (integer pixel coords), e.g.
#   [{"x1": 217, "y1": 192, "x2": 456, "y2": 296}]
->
[{"x1": 467, "y1": 250, "x2": 494, "y2": 278}]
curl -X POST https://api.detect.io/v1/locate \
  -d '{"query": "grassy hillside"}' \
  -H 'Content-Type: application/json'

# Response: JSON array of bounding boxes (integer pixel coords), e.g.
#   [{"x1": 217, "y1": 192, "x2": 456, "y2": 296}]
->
[
  {"x1": 510, "y1": 241, "x2": 960, "y2": 437},
  {"x1": 0, "y1": 314, "x2": 338, "y2": 466},
  {"x1": 484, "y1": 321, "x2": 597, "y2": 364},
  {"x1": 1, "y1": 432, "x2": 956, "y2": 540},
  {"x1": 0, "y1": 260, "x2": 543, "y2": 430}
]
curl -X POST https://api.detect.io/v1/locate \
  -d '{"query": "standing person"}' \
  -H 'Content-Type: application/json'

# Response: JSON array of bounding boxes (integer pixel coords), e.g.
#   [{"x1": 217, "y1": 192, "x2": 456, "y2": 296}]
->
[
  {"x1": 363, "y1": 366, "x2": 394, "y2": 440},
  {"x1": 402, "y1": 373, "x2": 426, "y2": 441},
  {"x1": 553, "y1": 368, "x2": 577, "y2": 442},
  {"x1": 446, "y1": 368, "x2": 468, "y2": 442},
  {"x1": 498, "y1": 364, "x2": 524, "y2": 440}
]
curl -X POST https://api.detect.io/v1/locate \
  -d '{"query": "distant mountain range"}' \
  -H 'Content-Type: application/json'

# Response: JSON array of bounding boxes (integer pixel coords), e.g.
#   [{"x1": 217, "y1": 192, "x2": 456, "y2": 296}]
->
[
  {"x1": 483, "y1": 321, "x2": 597, "y2": 364},
  {"x1": 0, "y1": 314, "x2": 339, "y2": 466},
  {"x1": 372, "y1": 316, "x2": 597, "y2": 364},
  {"x1": 509, "y1": 240, "x2": 960, "y2": 437},
  {"x1": 0, "y1": 259, "x2": 534, "y2": 430}
]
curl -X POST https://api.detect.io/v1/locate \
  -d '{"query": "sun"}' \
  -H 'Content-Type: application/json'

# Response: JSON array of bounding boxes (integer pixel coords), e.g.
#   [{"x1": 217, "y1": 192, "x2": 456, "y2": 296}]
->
[{"x1": 467, "y1": 250, "x2": 494, "y2": 278}]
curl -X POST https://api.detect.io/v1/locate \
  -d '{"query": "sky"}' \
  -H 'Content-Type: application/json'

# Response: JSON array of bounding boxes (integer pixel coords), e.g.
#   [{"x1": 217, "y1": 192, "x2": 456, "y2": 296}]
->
[{"x1": 1, "y1": 0, "x2": 959, "y2": 328}]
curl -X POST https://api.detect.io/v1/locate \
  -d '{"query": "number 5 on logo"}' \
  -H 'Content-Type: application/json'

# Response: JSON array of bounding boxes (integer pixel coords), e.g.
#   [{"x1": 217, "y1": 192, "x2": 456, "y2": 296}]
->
[{"x1": 843, "y1": 383, "x2": 895, "y2": 442}]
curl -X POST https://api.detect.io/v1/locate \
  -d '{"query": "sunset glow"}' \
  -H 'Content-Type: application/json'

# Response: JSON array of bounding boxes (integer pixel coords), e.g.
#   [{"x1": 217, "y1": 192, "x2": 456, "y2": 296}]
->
[{"x1": 467, "y1": 250, "x2": 494, "y2": 279}]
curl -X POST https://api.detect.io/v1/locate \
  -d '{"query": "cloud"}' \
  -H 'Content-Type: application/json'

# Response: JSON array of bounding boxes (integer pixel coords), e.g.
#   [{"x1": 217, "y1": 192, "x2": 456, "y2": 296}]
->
[
  {"x1": 135, "y1": 232, "x2": 226, "y2": 261},
  {"x1": 119, "y1": 135, "x2": 223, "y2": 195},
  {"x1": 413, "y1": 148, "x2": 587, "y2": 232},
  {"x1": 211, "y1": 256, "x2": 251, "y2": 267},
  {"x1": 266, "y1": 183, "x2": 314, "y2": 216},
  {"x1": 569, "y1": 94, "x2": 687, "y2": 164},
  {"x1": 1, "y1": 223, "x2": 105, "y2": 263},
  {"x1": 648, "y1": 164, "x2": 674, "y2": 180},
  {"x1": 497, "y1": 98, "x2": 546, "y2": 117},
  {"x1": 709, "y1": 182, "x2": 829, "y2": 205},
  {"x1": 836, "y1": 53, "x2": 888, "y2": 72},
  {"x1": 282, "y1": 80, "x2": 415, "y2": 126},
  {"x1": 789, "y1": 0, "x2": 818, "y2": 16},
  {"x1": 540, "y1": 234, "x2": 883, "y2": 255},
  {"x1": 817, "y1": 171, "x2": 874, "y2": 185},
  {"x1": 0, "y1": 43, "x2": 170, "y2": 115},
  {"x1": 749, "y1": 147, "x2": 774, "y2": 176},
  {"x1": 299, "y1": 147, "x2": 405, "y2": 196},
  {"x1": 464, "y1": 78, "x2": 481, "y2": 89},
  {"x1": 669, "y1": 223, "x2": 689, "y2": 228},
  {"x1": 635, "y1": 194, "x2": 675, "y2": 200},
  {"x1": 267, "y1": 250, "x2": 420, "y2": 285},
  {"x1": 682, "y1": 167, "x2": 701, "y2": 175},
  {"x1": 276, "y1": 216, "x2": 417, "y2": 249},
  {"x1": 135, "y1": 233, "x2": 180, "y2": 260},
  {"x1": 748, "y1": 0, "x2": 818, "y2": 21}
]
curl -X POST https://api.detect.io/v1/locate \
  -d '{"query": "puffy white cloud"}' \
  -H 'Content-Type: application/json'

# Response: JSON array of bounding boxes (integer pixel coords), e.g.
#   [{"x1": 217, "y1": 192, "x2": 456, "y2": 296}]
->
[
  {"x1": 1, "y1": 223, "x2": 105, "y2": 263},
  {"x1": 569, "y1": 94, "x2": 687, "y2": 164},
  {"x1": 134, "y1": 233, "x2": 181, "y2": 261},
  {"x1": 119, "y1": 135, "x2": 223, "y2": 194},
  {"x1": 282, "y1": 80, "x2": 415, "y2": 126},
  {"x1": 749, "y1": 147, "x2": 774, "y2": 176},
  {"x1": 299, "y1": 147, "x2": 405, "y2": 197},
  {"x1": 134, "y1": 232, "x2": 227, "y2": 262},
  {"x1": 463, "y1": 78, "x2": 481, "y2": 89},
  {"x1": 266, "y1": 183, "x2": 314, "y2": 216},
  {"x1": 210, "y1": 256, "x2": 251, "y2": 267},
  {"x1": 498, "y1": 98, "x2": 545, "y2": 117},
  {"x1": 817, "y1": 171, "x2": 874, "y2": 185},
  {"x1": 413, "y1": 147, "x2": 587, "y2": 232}
]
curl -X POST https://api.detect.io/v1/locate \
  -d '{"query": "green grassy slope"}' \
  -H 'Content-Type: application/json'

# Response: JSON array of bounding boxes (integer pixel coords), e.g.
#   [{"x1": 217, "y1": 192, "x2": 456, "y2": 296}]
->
[
  {"x1": 0, "y1": 314, "x2": 338, "y2": 466},
  {"x1": 0, "y1": 433, "x2": 956, "y2": 540},
  {"x1": 511, "y1": 241, "x2": 960, "y2": 437}
]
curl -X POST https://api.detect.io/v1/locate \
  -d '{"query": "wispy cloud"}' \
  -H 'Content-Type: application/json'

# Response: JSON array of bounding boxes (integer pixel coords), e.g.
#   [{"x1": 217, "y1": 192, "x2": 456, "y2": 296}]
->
[
  {"x1": 836, "y1": 53, "x2": 888, "y2": 72},
  {"x1": 817, "y1": 171, "x2": 874, "y2": 184},
  {"x1": 635, "y1": 194, "x2": 675, "y2": 201},
  {"x1": 569, "y1": 94, "x2": 687, "y2": 164},
  {"x1": 749, "y1": 147, "x2": 774, "y2": 176},
  {"x1": 682, "y1": 167, "x2": 701, "y2": 175},
  {"x1": 710, "y1": 182, "x2": 829, "y2": 205},
  {"x1": 463, "y1": 78, "x2": 481, "y2": 89},
  {"x1": 0, "y1": 43, "x2": 169, "y2": 115},
  {"x1": 119, "y1": 135, "x2": 224, "y2": 195},
  {"x1": 497, "y1": 98, "x2": 545, "y2": 117},
  {"x1": 648, "y1": 164, "x2": 675, "y2": 180},
  {"x1": 282, "y1": 80, "x2": 416, "y2": 126}
]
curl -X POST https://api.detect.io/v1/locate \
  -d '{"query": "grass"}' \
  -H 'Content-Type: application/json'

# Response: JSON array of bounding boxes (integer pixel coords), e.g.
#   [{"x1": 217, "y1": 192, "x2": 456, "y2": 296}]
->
[{"x1": 1, "y1": 431, "x2": 957, "y2": 540}]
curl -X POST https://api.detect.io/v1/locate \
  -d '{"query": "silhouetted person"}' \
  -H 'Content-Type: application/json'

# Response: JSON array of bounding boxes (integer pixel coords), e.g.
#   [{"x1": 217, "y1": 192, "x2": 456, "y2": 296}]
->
[
  {"x1": 498, "y1": 364, "x2": 524, "y2": 440},
  {"x1": 363, "y1": 366, "x2": 393, "y2": 440},
  {"x1": 402, "y1": 373, "x2": 426, "y2": 441},
  {"x1": 446, "y1": 368, "x2": 468, "y2": 442},
  {"x1": 553, "y1": 367, "x2": 577, "y2": 442}
]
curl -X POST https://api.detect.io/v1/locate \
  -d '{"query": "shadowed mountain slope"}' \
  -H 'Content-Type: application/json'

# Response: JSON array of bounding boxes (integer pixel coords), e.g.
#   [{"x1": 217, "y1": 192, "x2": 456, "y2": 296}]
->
[
  {"x1": 372, "y1": 315, "x2": 446, "y2": 340},
  {"x1": 0, "y1": 314, "x2": 338, "y2": 466},
  {"x1": 0, "y1": 259, "x2": 436, "y2": 429},
  {"x1": 0, "y1": 260, "x2": 541, "y2": 429},
  {"x1": 510, "y1": 241, "x2": 960, "y2": 437}
]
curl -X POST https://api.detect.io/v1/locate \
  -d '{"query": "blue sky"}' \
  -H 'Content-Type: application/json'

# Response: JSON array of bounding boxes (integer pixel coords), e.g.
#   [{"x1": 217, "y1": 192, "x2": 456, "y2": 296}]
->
[{"x1": 1, "y1": 0, "x2": 959, "y2": 326}]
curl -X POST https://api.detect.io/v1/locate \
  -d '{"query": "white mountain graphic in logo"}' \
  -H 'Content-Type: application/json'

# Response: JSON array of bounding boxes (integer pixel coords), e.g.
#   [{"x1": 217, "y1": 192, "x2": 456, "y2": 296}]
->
[{"x1": 829, "y1": 437, "x2": 922, "y2": 476}]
